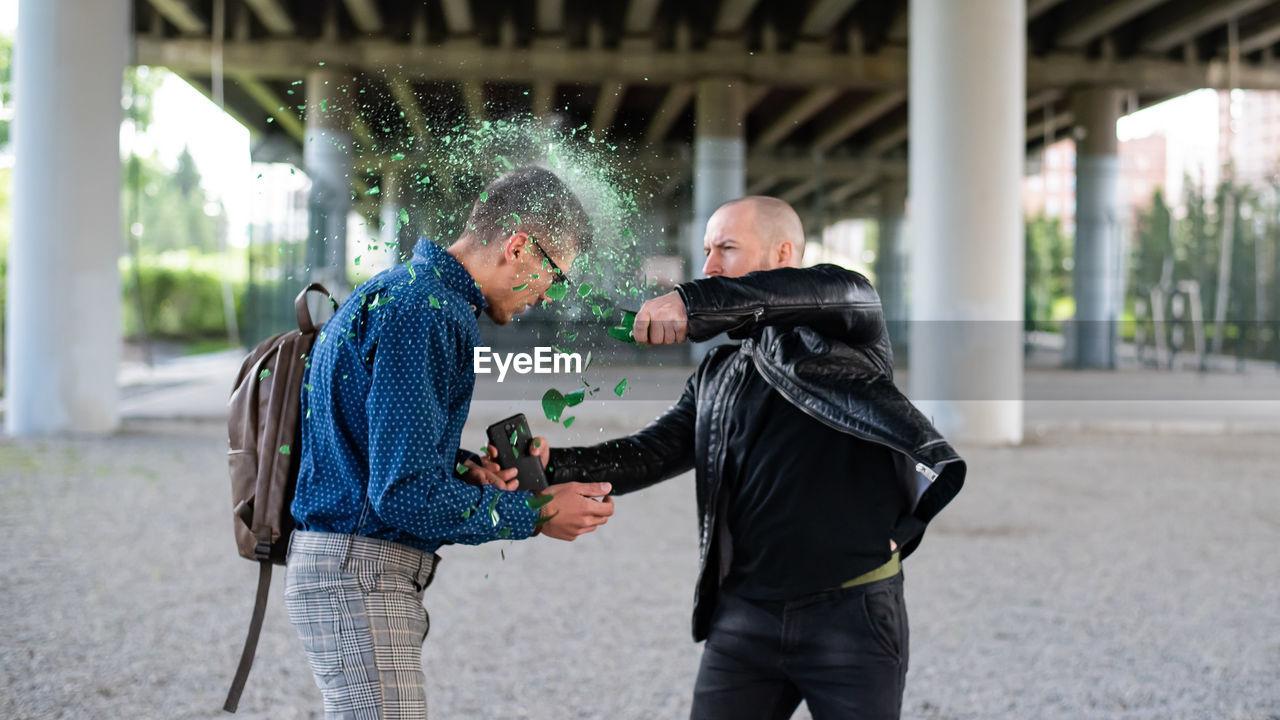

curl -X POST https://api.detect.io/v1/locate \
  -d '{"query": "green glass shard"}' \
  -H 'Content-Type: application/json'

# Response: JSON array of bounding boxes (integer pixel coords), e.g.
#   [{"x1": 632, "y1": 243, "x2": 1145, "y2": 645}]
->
[
  {"x1": 614, "y1": 379, "x2": 628, "y2": 397},
  {"x1": 545, "y1": 283, "x2": 568, "y2": 302},
  {"x1": 607, "y1": 309, "x2": 637, "y2": 343},
  {"x1": 542, "y1": 388, "x2": 566, "y2": 422},
  {"x1": 526, "y1": 494, "x2": 554, "y2": 511},
  {"x1": 512, "y1": 283, "x2": 529, "y2": 291},
  {"x1": 429, "y1": 296, "x2": 441, "y2": 309},
  {"x1": 259, "y1": 368, "x2": 271, "y2": 380},
  {"x1": 455, "y1": 462, "x2": 469, "y2": 476},
  {"x1": 564, "y1": 389, "x2": 586, "y2": 407},
  {"x1": 577, "y1": 284, "x2": 593, "y2": 298},
  {"x1": 391, "y1": 152, "x2": 405, "y2": 161},
  {"x1": 479, "y1": 191, "x2": 488, "y2": 202},
  {"x1": 488, "y1": 494, "x2": 501, "y2": 526},
  {"x1": 563, "y1": 416, "x2": 576, "y2": 429},
  {"x1": 279, "y1": 445, "x2": 290, "y2": 455}
]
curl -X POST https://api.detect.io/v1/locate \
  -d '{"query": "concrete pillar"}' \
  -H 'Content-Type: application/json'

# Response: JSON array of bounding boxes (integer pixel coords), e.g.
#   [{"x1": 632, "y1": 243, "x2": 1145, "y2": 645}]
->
[
  {"x1": 909, "y1": 0, "x2": 1024, "y2": 444},
  {"x1": 1071, "y1": 87, "x2": 1124, "y2": 369},
  {"x1": 875, "y1": 175, "x2": 909, "y2": 364},
  {"x1": 5, "y1": 0, "x2": 128, "y2": 436},
  {"x1": 379, "y1": 165, "x2": 424, "y2": 266},
  {"x1": 305, "y1": 69, "x2": 353, "y2": 297},
  {"x1": 690, "y1": 79, "x2": 746, "y2": 360},
  {"x1": 691, "y1": 78, "x2": 746, "y2": 277}
]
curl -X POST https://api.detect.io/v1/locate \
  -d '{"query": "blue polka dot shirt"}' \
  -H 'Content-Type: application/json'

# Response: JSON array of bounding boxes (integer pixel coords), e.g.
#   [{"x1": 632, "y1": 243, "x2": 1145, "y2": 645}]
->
[{"x1": 291, "y1": 239, "x2": 538, "y2": 552}]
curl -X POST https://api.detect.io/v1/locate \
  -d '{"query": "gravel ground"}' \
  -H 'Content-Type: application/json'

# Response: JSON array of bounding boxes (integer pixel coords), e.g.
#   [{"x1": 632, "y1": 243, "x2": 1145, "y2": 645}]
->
[{"x1": 2, "y1": 415, "x2": 1279, "y2": 720}]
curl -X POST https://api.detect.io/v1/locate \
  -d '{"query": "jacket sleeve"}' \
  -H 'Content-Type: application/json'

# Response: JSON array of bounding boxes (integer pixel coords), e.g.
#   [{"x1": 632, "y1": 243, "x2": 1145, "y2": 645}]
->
[
  {"x1": 675, "y1": 264, "x2": 885, "y2": 347},
  {"x1": 547, "y1": 375, "x2": 697, "y2": 495}
]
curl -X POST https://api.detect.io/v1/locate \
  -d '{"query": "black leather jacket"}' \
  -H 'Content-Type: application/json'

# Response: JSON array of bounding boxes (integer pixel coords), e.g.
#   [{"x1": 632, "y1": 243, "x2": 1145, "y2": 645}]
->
[{"x1": 548, "y1": 264, "x2": 967, "y2": 641}]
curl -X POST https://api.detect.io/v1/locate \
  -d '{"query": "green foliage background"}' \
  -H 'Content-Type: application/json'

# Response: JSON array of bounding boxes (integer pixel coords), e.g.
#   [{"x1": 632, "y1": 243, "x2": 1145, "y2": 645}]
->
[{"x1": 1130, "y1": 176, "x2": 1280, "y2": 357}]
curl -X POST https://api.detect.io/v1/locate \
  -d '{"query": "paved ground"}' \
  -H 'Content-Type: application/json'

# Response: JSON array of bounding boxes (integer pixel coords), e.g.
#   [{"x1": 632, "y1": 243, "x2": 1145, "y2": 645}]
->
[{"x1": 2, "y1": 357, "x2": 1279, "y2": 719}]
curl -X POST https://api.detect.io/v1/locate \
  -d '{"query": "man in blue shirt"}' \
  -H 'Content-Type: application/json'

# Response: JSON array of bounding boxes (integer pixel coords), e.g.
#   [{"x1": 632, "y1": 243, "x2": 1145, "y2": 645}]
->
[{"x1": 285, "y1": 167, "x2": 614, "y2": 719}]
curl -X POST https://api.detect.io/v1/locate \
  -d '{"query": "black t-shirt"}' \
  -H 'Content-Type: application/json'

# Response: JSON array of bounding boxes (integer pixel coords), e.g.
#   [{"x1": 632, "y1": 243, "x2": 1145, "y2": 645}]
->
[{"x1": 720, "y1": 361, "x2": 907, "y2": 601}]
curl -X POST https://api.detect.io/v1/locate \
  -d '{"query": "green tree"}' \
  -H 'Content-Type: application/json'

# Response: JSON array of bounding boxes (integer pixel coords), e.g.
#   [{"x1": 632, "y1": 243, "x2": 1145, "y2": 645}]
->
[
  {"x1": 0, "y1": 166, "x2": 9, "y2": 390},
  {"x1": 1131, "y1": 188, "x2": 1174, "y2": 297},
  {"x1": 123, "y1": 66, "x2": 164, "y2": 134},
  {"x1": 1025, "y1": 215, "x2": 1071, "y2": 330},
  {"x1": 124, "y1": 152, "x2": 220, "y2": 253},
  {"x1": 0, "y1": 33, "x2": 12, "y2": 149},
  {"x1": 175, "y1": 144, "x2": 200, "y2": 197},
  {"x1": 1129, "y1": 175, "x2": 1280, "y2": 360}
]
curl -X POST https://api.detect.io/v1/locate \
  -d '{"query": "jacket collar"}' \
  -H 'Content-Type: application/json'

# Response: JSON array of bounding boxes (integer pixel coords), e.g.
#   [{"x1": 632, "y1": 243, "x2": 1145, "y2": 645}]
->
[{"x1": 412, "y1": 238, "x2": 487, "y2": 317}]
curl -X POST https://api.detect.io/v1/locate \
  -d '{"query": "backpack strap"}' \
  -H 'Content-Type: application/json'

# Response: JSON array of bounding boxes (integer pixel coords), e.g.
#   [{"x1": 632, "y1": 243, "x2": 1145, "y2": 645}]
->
[
  {"x1": 223, "y1": 560, "x2": 273, "y2": 713},
  {"x1": 295, "y1": 283, "x2": 332, "y2": 334}
]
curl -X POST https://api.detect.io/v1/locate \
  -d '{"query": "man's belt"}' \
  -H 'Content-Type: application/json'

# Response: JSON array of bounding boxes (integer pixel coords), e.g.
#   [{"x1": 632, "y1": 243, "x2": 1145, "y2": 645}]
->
[{"x1": 840, "y1": 552, "x2": 901, "y2": 589}]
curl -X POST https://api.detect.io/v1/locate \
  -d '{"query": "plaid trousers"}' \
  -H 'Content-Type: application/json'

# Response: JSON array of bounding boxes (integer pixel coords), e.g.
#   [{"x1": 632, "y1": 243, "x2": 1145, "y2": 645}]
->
[{"x1": 285, "y1": 531, "x2": 441, "y2": 720}]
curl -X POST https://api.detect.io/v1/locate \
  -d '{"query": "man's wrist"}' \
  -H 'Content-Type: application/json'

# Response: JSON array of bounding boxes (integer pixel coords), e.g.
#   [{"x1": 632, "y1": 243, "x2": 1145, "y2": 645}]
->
[{"x1": 527, "y1": 492, "x2": 554, "y2": 536}]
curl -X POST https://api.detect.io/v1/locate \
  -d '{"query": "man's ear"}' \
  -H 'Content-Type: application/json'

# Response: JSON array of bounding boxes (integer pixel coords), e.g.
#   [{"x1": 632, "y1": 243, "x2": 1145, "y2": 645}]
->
[
  {"x1": 775, "y1": 240, "x2": 794, "y2": 268},
  {"x1": 501, "y1": 232, "x2": 530, "y2": 262}
]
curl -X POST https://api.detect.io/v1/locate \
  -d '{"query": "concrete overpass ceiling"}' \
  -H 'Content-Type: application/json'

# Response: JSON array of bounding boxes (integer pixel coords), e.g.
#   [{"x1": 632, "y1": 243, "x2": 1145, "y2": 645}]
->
[
  {"x1": 846, "y1": 103, "x2": 910, "y2": 153},
  {"x1": 132, "y1": 0, "x2": 1280, "y2": 202},
  {"x1": 746, "y1": 87, "x2": 830, "y2": 146},
  {"x1": 136, "y1": 1, "x2": 1280, "y2": 55},
  {"x1": 1199, "y1": 0, "x2": 1280, "y2": 57}
]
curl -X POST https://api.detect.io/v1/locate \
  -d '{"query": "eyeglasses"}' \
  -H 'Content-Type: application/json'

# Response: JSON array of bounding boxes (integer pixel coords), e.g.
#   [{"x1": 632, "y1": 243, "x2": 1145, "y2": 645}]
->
[{"x1": 528, "y1": 236, "x2": 570, "y2": 286}]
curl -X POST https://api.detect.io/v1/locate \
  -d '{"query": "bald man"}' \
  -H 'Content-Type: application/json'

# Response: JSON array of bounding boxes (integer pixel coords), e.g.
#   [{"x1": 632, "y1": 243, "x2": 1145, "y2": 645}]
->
[{"x1": 545, "y1": 196, "x2": 966, "y2": 719}]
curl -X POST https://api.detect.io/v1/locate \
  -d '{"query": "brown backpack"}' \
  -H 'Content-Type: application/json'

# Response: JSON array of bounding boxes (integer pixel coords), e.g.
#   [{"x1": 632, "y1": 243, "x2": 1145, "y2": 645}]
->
[{"x1": 223, "y1": 282, "x2": 330, "y2": 713}]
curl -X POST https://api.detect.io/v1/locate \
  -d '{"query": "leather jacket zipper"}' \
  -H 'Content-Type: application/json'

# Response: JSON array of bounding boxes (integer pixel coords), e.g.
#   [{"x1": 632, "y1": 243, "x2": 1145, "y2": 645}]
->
[
  {"x1": 704, "y1": 353, "x2": 753, "y2": 562},
  {"x1": 687, "y1": 300, "x2": 880, "y2": 320}
]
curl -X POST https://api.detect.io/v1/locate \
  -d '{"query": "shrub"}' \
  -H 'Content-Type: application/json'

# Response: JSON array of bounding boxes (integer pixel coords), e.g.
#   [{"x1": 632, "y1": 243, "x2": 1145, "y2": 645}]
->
[{"x1": 121, "y1": 263, "x2": 245, "y2": 339}]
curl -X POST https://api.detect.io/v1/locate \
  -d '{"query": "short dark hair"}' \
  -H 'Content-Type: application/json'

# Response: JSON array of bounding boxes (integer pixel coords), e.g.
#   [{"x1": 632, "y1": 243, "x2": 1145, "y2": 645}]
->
[{"x1": 464, "y1": 167, "x2": 592, "y2": 256}]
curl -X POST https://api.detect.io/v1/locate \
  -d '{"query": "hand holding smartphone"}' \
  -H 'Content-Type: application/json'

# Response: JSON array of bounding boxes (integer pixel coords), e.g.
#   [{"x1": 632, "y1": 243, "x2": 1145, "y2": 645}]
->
[{"x1": 484, "y1": 413, "x2": 549, "y2": 492}]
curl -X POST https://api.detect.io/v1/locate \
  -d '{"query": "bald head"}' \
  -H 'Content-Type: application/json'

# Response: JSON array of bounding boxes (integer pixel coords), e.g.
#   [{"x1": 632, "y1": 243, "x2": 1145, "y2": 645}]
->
[{"x1": 701, "y1": 196, "x2": 805, "y2": 278}]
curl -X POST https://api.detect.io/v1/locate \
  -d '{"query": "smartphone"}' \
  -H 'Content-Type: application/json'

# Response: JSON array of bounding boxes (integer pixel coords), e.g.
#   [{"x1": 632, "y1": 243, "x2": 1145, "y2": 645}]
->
[{"x1": 485, "y1": 413, "x2": 549, "y2": 492}]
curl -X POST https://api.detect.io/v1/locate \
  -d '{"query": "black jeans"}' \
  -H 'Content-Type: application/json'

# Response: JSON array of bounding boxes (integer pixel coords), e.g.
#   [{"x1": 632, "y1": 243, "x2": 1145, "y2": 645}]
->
[{"x1": 690, "y1": 573, "x2": 909, "y2": 720}]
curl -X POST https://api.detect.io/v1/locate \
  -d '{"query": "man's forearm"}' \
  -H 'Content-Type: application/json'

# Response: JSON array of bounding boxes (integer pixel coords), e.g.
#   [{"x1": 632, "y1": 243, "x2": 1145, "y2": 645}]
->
[
  {"x1": 549, "y1": 438, "x2": 689, "y2": 495},
  {"x1": 675, "y1": 264, "x2": 885, "y2": 344}
]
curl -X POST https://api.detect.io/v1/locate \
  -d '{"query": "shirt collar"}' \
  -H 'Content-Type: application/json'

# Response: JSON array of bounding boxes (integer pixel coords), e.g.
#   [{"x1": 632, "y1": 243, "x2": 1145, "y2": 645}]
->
[{"x1": 412, "y1": 238, "x2": 487, "y2": 317}]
